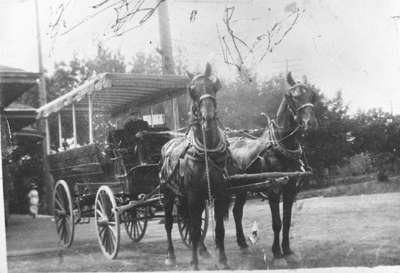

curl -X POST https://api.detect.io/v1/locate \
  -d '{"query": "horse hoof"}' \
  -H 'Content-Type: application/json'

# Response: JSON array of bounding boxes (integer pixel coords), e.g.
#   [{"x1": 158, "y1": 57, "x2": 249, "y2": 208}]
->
[
  {"x1": 165, "y1": 257, "x2": 176, "y2": 266},
  {"x1": 238, "y1": 239, "x2": 249, "y2": 248},
  {"x1": 190, "y1": 264, "x2": 199, "y2": 271},
  {"x1": 219, "y1": 261, "x2": 231, "y2": 270},
  {"x1": 199, "y1": 249, "x2": 212, "y2": 259},
  {"x1": 285, "y1": 253, "x2": 301, "y2": 265},
  {"x1": 240, "y1": 247, "x2": 252, "y2": 255},
  {"x1": 272, "y1": 257, "x2": 288, "y2": 268}
]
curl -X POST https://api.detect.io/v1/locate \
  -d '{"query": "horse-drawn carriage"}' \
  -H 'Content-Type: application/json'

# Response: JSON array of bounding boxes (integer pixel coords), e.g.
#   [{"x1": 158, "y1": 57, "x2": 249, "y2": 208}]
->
[
  {"x1": 37, "y1": 73, "x2": 209, "y2": 258},
  {"x1": 37, "y1": 70, "x2": 314, "y2": 263}
]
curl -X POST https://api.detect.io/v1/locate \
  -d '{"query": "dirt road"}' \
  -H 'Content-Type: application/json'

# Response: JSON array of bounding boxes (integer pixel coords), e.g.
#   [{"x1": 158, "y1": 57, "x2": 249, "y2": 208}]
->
[{"x1": 7, "y1": 192, "x2": 400, "y2": 272}]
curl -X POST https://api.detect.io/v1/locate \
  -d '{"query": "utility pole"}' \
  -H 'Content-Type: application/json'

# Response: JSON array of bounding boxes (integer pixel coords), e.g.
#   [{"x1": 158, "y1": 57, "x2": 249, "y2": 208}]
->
[
  {"x1": 0, "y1": 109, "x2": 7, "y2": 273},
  {"x1": 271, "y1": 58, "x2": 303, "y2": 76},
  {"x1": 157, "y1": 0, "x2": 179, "y2": 131},
  {"x1": 34, "y1": 0, "x2": 53, "y2": 214}
]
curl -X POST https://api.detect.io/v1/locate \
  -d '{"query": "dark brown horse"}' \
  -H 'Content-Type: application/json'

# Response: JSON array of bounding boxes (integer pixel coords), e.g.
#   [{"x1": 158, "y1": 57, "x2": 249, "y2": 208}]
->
[
  {"x1": 160, "y1": 63, "x2": 230, "y2": 270},
  {"x1": 229, "y1": 72, "x2": 318, "y2": 264}
]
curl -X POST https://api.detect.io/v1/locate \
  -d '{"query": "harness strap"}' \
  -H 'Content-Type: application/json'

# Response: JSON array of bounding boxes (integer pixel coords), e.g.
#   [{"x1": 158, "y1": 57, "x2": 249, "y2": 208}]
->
[
  {"x1": 201, "y1": 123, "x2": 216, "y2": 241},
  {"x1": 199, "y1": 94, "x2": 216, "y2": 102}
]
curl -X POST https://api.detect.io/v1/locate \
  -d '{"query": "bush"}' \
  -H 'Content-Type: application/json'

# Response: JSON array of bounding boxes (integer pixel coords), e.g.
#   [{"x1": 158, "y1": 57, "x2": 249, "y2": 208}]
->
[{"x1": 377, "y1": 170, "x2": 388, "y2": 182}]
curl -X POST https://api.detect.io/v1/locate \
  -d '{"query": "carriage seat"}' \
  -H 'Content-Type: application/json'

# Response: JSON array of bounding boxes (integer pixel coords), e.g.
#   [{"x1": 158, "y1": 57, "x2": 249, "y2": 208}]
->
[{"x1": 47, "y1": 144, "x2": 109, "y2": 181}]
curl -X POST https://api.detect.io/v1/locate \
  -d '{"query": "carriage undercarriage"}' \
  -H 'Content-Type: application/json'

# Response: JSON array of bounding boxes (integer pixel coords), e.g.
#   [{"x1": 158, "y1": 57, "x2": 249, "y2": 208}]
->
[{"x1": 53, "y1": 155, "x2": 310, "y2": 259}]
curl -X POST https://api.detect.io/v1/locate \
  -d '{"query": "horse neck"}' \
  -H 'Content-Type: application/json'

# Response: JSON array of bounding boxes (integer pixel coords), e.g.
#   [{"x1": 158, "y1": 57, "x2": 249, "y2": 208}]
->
[
  {"x1": 261, "y1": 96, "x2": 299, "y2": 150},
  {"x1": 192, "y1": 119, "x2": 220, "y2": 149}
]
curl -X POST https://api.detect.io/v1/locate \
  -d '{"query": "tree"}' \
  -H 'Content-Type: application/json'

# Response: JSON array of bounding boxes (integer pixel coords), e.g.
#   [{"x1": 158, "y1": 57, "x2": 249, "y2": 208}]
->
[
  {"x1": 219, "y1": 74, "x2": 286, "y2": 130},
  {"x1": 303, "y1": 90, "x2": 354, "y2": 175},
  {"x1": 350, "y1": 109, "x2": 400, "y2": 179}
]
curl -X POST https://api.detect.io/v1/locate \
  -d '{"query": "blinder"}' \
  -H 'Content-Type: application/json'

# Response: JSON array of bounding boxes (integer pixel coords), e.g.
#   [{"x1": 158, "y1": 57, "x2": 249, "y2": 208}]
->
[{"x1": 284, "y1": 93, "x2": 314, "y2": 120}]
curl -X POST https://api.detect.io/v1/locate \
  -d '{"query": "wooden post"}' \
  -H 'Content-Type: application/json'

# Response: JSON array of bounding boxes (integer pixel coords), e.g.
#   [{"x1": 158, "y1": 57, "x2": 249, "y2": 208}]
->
[
  {"x1": 58, "y1": 113, "x2": 62, "y2": 150},
  {"x1": 171, "y1": 97, "x2": 178, "y2": 130},
  {"x1": 35, "y1": 0, "x2": 54, "y2": 214},
  {"x1": 0, "y1": 110, "x2": 8, "y2": 273},
  {"x1": 88, "y1": 94, "x2": 93, "y2": 144},
  {"x1": 149, "y1": 105, "x2": 154, "y2": 127},
  {"x1": 72, "y1": 103, "x2": 77, "y2": 146},
  {"x1": 158, "y1": 0, "x2": 179, "y2": 131},
  {"x1": 45, "y1": 118, "x2": 50, "y2": 154}
]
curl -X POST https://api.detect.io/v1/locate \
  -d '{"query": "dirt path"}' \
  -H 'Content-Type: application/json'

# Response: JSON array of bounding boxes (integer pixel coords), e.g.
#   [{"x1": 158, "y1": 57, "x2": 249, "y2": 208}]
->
[{"x1": 7, "y1": 192, "x2": 400, "y2": 272}]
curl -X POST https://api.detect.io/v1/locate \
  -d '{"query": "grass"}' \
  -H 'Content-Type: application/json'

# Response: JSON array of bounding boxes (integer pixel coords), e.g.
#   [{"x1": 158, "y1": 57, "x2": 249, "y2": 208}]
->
[{"x1": 298, "y1": 174, "x2": 400, "y2": 200}]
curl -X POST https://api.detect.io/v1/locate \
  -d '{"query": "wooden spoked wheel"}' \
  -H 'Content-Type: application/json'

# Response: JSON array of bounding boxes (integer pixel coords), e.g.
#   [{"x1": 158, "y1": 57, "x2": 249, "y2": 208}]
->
[
  {"x1": 95, "y1": 186, "x2": 120, "y2": 259},
  {"x1": 123, "y1": 206, "x2": 149, "y2": 242},
  {"x1": 53, "y1": 180, "x2": 75, "y2": 248},
  {"x1": 177, "y1": 204, "x2": 209, "y2": 248}
]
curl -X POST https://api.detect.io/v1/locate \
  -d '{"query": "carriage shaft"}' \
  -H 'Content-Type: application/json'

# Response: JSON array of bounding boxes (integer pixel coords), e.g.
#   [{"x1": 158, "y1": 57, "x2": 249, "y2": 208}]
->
[
  {"x1": 228, "y1": 177, "x2": 289, "y2": 194},
  {"x1": 226, "y1": 171, "x2": 311, "y2": 186},
  {"x1": 116, "y1": 197, "x2": 160, "y2": 213}
]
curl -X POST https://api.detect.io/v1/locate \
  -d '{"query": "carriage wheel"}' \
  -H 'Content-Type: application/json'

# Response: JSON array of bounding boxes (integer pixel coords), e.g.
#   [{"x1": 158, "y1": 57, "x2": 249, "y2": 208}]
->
[
  {"x1": 53, "y1": 180, "x2": 75, "y2": 248},
  {"x1": 123, "y1": 206, "x2": 148, "y2": 242},
  {"x1": 177, "y1": 204, "x2": 209, "y2": 248},
  {"x1": 95, "y1": 186, "x2": 120, "y2": 259}
]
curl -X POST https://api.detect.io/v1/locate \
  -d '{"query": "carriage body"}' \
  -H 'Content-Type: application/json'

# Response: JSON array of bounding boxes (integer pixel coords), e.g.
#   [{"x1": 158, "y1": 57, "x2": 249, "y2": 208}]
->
[{"x1": 47, "y1": 126, "x2": 174, "y2": 219}]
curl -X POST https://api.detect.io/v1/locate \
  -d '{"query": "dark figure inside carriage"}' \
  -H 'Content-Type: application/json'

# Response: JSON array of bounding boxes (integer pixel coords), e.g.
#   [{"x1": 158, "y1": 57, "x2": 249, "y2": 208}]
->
[
  {"x1": 228, "y1": 72, "x2": 318, "y2": 265},
  {"x1": 159, "y1": 63, "x2": 231, "y2": 270},
  {"x1": 107, "y1": 112, "x2": 169, "y2": 168}
]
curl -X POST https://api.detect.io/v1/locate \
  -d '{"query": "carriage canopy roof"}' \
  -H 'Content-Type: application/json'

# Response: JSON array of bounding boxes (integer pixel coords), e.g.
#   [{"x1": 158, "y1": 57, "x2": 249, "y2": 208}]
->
[{"x1": 36, "y1": 73, "x2": 190, "y2": 119}]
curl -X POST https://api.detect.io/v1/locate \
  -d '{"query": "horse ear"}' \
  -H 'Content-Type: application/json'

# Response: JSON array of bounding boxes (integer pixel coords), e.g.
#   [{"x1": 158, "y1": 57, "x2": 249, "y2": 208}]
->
[
  {"x1": 204, "y1": 63, "x2": 212, "y2": 77},
  {"x1": 214, "y1": 78, "x2": 222, "y2": 92},
  {"x1": 287, "y1": 72, "x2": 296, "y2": 87},
  {"x1": 188, "y1": 85, "x2": 198, "y2": 101},
  {"x1": 186, "y1": 71, "x2": 195, "y2": 80}
]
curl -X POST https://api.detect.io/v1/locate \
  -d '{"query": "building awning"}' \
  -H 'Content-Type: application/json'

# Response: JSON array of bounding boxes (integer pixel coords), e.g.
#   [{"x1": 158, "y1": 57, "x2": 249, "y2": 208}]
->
[
  {"x1": 36, "y1": 73, "x2": 189, "y2": 119},
  {"x1": 4, "y1": 102, "x2": 37, "y2": 132},
  {"x1": 0, "y1": 65, "x2": 39, "y2": 108}
]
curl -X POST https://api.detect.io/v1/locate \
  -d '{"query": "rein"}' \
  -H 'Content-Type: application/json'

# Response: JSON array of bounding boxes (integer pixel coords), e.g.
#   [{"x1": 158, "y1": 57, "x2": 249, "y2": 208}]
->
[
  {"x1": 200, "y1": 122, "x2": 216, "y2": 241},
  {"x1": 269, "y1": 121, "x2": 303, "y2": 158},
  {"x1": 268, "y1": 94, "x2": 314, "y2": 159}
]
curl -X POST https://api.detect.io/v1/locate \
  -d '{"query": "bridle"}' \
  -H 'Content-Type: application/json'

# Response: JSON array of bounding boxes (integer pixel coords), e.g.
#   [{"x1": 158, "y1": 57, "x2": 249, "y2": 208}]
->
[
  {"x1": 284, "y1": 93, "x2": 314, "y2": 122},
  {"x1": 269, "y1": 89, "x2": 315, "y2": 153}
]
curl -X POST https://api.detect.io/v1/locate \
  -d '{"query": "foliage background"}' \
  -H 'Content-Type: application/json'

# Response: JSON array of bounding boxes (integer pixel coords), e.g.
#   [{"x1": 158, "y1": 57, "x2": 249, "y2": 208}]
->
[{"x1": 11, "y1": 45, "x2": 400, "y2": 212}]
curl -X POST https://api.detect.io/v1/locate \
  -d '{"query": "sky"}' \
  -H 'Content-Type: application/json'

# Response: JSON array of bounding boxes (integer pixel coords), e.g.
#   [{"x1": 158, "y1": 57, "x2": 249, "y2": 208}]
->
[{"x1": 0, "y1": 0, "x2": 400, "y2": 113}]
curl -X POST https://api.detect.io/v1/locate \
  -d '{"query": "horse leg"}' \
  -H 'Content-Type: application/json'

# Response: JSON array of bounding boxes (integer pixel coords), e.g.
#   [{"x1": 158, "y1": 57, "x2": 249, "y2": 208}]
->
[
  {"x1": 268, "y1": 194, "x2": 283, "y2": 258},
  {"x1": 198, "y1": 216, "x2": 212, "y2": 258},
  {"x1": 164, "y1": 190, "x2": 176, "y2": 266},
  {"x1": 214, "y1": 198, "x2": 230, "y2": 269},
  {"x1": 189, "y1": 196, "x2": 203, "y2": 270},
  {"x1": 232, "y1": 192, "x2": 248, "y2": 249},
  {"x1": 197, "y1": 200, "x2": 211, "y2": 258},
  {"x1": 282, "y1": 187, "x2": 296, "y2": 256}
]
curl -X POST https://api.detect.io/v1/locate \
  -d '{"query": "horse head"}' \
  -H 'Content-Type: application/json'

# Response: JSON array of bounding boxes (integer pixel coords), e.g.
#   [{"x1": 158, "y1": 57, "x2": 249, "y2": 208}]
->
[
  {"x1": 187, "y1": 63, "x2": 222, "y2": 122},
  {"x1": 284, "y1": 72, "x2": 318, "y2": 131}
]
